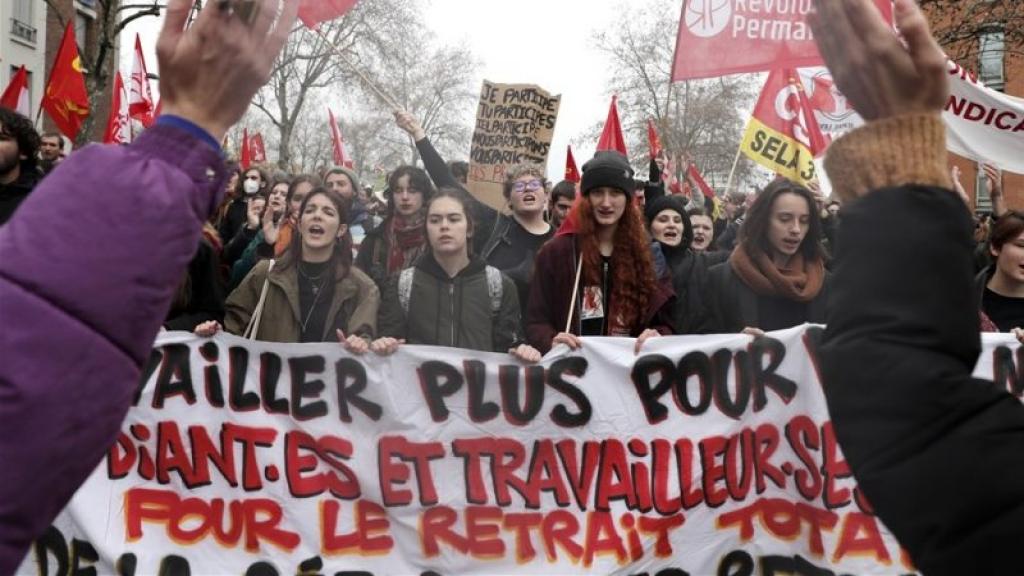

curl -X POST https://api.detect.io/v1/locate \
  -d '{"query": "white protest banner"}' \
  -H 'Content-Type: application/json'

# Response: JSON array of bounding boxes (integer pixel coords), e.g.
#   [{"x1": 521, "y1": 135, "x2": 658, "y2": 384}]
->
[
  {"x1": 944, "y1": 60, "x2": 1024, "y2": 175},
  {"x1": 23, "y1": 326, "x2": 1022, "y2": 575},
  {"x1": 467, "y1": 81, "x2": 560, "y2": 211}
]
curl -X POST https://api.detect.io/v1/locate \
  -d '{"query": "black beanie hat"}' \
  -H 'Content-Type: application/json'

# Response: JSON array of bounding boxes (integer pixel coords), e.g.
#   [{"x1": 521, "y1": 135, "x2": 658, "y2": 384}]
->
[
  {"x1": 581, "y1": 151, "x2": 634, "y2": 196},
  {"x1": 645, "y1": 194, "x2": 694, "y2": 248}
]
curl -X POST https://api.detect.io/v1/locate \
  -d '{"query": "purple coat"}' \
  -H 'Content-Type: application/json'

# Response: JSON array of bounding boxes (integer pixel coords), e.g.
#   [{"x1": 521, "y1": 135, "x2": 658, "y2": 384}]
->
[{"x1": 0, "y1": 123, "x2": 226, "y2": 573}]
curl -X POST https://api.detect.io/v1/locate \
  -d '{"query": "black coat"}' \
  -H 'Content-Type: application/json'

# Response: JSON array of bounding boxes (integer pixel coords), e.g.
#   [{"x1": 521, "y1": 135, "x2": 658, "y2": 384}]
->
[
  {"x1": 0, "y1": 168, "x2": 41, "y2": 226},
  {"x1": 819, "y1": 186, "x2": 1024, "y2": 575},
  {"x1": 703, "y1": 257, "x2": 830, "y2": 333}
]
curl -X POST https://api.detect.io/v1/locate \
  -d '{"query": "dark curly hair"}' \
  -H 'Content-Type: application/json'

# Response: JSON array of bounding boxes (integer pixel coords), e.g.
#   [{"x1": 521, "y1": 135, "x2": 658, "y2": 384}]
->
[
  {"x1": 385, "y1": 165, "x2": 435, "y2": 218},
  {"x1": 0, "y1": 107, "x2": 40, "y2": 173},
  {"x1": 739, "y1": 178, "x2": 825, "y2": 263}
]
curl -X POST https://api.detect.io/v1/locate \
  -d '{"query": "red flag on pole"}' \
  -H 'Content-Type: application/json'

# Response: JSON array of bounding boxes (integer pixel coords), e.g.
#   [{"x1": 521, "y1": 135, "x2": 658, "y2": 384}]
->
[
  {"x1": 328, "y1": 107, "x2": 353, "y2": 168},
  {"x1": 298, "y1": 0, "x2": 360, "y2": 29},
  {"x1": 41, "y1": 23, "x2": 90, "y2": 140},
  {"x1": 250, "y1": 133, "x2": 267, "y2": 164},
  {"x1": 240, "y1": 128, "x2": 251, "y2": 169},
  {"x1": 596, "y1": 95, "x2": 627, "y2": 156},
  {"x1": 671, "y1": 0, "x2": 892, "y2": 81},
  {"x1": 738, "y1": 69, "x2": 828, "y2": 184},
  {"x1": 1, "y1": 66, "x2": 31, "y2": 116},
  {"x1": 687, "y1": 164, "x2": 715, "y2": 201},
  {"x1": 103, "y1": 72, "x2": 130, "y2": 144},
  {"x1": 646, "y1": 120, "x2": 662, "y2": 160},
  {"x1": 564, "y1": 145, "x2": 580, "y2": 184},
  {"x1": 128, "y1": 34, "x2": 155, "y2": 125}
]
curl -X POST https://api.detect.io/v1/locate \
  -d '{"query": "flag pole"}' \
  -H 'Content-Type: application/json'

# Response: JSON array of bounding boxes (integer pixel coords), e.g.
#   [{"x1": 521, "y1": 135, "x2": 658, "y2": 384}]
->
[
  {"x1": 723, "y1": 142, "x2": 743, "y2": 195},
  {"x1": 312, "y1": 28, "x2": 401, "y2": 111}
]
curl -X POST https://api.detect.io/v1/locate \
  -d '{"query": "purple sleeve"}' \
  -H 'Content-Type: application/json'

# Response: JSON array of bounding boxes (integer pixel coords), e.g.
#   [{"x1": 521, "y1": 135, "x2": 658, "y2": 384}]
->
[{"x1": 0, "y1": 124, "x2": 227, "y2": 573}]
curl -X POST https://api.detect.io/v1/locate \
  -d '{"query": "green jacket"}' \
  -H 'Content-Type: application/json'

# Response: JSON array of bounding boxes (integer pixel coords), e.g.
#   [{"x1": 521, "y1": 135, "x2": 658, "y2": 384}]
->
[
  {"x1": 225, "y1": 257, "x2": 379, "y2": 343},
  {"x1": 378, "y1": 254, "x2": 523, "y2": 352}
]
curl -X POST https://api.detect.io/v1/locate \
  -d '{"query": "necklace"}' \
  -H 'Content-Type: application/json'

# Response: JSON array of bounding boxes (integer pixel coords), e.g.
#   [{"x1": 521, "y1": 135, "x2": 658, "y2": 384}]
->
[{"x1": 298, "y1": 262, "x2": 329, "y2": 334}]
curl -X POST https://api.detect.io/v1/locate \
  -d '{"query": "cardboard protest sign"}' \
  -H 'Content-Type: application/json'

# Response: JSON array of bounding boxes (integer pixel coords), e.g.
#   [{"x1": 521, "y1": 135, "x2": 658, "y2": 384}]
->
[
  {"x1": 29, "y1": 325, "x2": 1024, "y2": 574},
  {"x1": 467, "y1": 81, "x2": 560, "y2": 211},
  {"x1": 671, "y1": 0, "x2": 891, "y2": 81}
]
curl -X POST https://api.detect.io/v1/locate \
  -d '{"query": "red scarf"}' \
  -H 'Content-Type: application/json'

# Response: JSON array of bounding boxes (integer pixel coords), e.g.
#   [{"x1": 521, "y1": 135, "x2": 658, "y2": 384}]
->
[{"x1": 385, "y1": 213, "x2": 426, "y2": 273}]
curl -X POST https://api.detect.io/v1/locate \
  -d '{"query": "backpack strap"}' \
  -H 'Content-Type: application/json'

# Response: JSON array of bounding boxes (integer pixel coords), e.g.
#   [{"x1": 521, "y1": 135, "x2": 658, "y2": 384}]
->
[
  {"x1": 398, "y1": 267, "x2": 415, "y2": 315},
  {"x1": 484, "y1": 266, "x2": 504, "y2": 315}
]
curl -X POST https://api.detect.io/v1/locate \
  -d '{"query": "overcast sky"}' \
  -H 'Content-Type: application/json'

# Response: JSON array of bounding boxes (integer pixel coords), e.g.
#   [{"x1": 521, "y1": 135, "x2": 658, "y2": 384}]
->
[{"x1": 121, "y1": 0, "x2": 628, "y2": 177}]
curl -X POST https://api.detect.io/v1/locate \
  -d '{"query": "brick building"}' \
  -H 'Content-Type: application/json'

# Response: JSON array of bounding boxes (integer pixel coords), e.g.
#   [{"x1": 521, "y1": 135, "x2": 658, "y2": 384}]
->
[
  {"x1": 43, "y1": 0, "x2": 118, "y2": 146},
  {"x1": 924, "y1": 1, "x2": 1024, "y2": 211}
]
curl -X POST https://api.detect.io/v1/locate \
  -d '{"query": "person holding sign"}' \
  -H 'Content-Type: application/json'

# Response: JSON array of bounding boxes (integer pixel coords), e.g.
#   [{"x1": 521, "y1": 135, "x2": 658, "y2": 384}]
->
[
  {"x1": 373, "y1": 188, "x2": 541, "y2": 362},
  {"x1": 812, "y1": 0, "x2": 1024, "y2": 572},
  {"x1": 196, "y1": 187, "x2": 379, "y2": 350},
  {"x1": 526, "y1": 151, "x2": 674, "y2": 354},
  {"x1": 0, "y1": 0, "x2": 299, "y2": 571},
  {"x1": 394, "y1": 111, "x2": 554, "y2": 328},
  {"x1": 703, "y1": 179, "x2": 830, "y2": 335}
]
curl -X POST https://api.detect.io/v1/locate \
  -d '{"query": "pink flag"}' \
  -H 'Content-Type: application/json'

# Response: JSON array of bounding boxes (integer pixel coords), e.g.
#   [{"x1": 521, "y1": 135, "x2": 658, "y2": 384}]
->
[
  {"x1": 671, "y1": 0, "x2": 891, "y2": 81},
  {"x1": 128, "y1": 35, "x2": 154, "y2": 124},
  {"x1": 103, "y1": 72, "x2": 131, "y2": 144},
  {"x1": 0, "y1": 66, "x2": 30, "y2": 116},
  {"x1": 298, "y1": 0, "x2": 359, "y2": 29},
  {"x1": 328, "y1": 107, "x2": 353, "y2": 168}
]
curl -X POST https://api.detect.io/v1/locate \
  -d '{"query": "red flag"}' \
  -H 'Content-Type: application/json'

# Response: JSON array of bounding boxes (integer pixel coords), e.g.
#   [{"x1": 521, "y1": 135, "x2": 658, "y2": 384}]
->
[
  {"x1": 103, "y1": 72, "x2": 130, "y2": 144},
  {"x1": 328, "y1": 107, "x2": 353, "y2": 168},
  {"x1": 564, "y1": 145, "x2": 580, "y2": 184},
  {"x1": 671, "y1": 0, "x2": 892, "y2": 81},
  {"x1": 596, "y1": 95, "x2": 627, "y2": 156},
  {"x1": 739, "y1": 69, "x2": 828, "y2": 184},
  {"x1": 240, "y1": 127, "x2": 251, "y2": 169},
  {"x1": 250, "y1": 133, "x2": 267, "y2": 164},
  {"x1": 128, "y1": 34, "x2": 155, "y2": 124},
  {"x1": 1, "y1": 66, "x2": 30, "y2": 116},
  {"x1": 298, "y1": 0, "x2": 359, "y2": 29},
  {"x1": 687, "y1": 164, "x2": 715, "y2": 201},
  {"x1": 41, "y1": 23, "x2": 90, "y2": 140},
  {"x1": 647, "y1": 120, "x2": 662, "y2": 160}
]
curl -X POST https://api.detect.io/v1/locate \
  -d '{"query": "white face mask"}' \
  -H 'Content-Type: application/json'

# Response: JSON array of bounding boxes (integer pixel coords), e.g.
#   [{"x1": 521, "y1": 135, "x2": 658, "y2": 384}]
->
[{"x1": 243, "y1": 179, "x2": 261, "y2": 195}]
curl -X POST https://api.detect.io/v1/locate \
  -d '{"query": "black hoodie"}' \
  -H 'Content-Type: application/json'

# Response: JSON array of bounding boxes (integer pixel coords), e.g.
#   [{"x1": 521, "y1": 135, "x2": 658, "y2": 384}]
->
[{"x1": 378, "y1": 253, "x2": 523, "y2": 352}]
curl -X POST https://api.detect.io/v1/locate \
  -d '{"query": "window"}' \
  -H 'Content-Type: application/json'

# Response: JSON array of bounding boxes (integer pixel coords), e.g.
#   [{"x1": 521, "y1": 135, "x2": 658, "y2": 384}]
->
[
  {"x1": 11, "y1": 0, "x2": 37, "y2": 45},
  {"x1": 979, "y1": 28, "x2": 1005, "y2": 91},
  {"x1": 13, "y1": 0, "x2": 32, "y2": 22},
  {"x1": 74, "y1": 12, "x2": 89, "y2": 56},
  {"x1": 975, "y1": 162, "x2": 991, "y2": 212}
]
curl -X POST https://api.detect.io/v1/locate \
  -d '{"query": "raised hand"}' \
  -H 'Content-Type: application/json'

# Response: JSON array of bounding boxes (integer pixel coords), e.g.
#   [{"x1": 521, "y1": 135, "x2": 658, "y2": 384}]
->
[
  {"x1": 394, "y1": 110, "x2": 427, "y2": 141},
  {"x1": 808, "y1": 0, "x2": 947, "y2": 121},
  {"x1": 157, "y1": 0, "x2": 299, "y2": 140}
]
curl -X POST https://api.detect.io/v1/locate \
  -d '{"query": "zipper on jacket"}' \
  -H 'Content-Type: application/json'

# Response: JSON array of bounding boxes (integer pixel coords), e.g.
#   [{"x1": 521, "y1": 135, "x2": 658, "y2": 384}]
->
[
  {"x1": 449, "y1": 283, "x2": 456, "y2": 347},
  {"x1": 601, "y1": 259, "x2": 609, "y2": 335}
]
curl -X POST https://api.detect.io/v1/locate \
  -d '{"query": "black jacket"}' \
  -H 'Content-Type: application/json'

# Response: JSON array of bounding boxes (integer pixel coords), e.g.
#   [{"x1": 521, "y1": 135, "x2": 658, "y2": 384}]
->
[
  {"x1": 0, "y1": 168, "x2": 41, "y2": 226},
  {"x1": 820, "y1": 186, "x2": 1024, "y2": 575},
  {"x1": 703, "y1": 258, "x2": 830, "y2": 333},
  {"x1": 378, "y1": 254, "x2": 523, "y2": 352},
  {"x1": 218, "y1": 196, "x2": 248, "y2": 247},
  {"x1": 165, "y1": 239, "x2": 225, "y2": 331}
]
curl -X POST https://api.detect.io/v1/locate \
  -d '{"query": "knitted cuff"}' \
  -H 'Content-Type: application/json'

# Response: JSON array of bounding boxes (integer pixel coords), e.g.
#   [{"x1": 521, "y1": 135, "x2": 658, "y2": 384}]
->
[{"x1": 824, "y1": 113, "x2": 951, "y2": 203}]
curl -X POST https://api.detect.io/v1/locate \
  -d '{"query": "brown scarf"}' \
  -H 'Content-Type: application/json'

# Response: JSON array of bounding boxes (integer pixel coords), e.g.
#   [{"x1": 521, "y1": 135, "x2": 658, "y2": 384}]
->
[{"x1": 729, "y1": 242, "x2": 824, "y2": 302}]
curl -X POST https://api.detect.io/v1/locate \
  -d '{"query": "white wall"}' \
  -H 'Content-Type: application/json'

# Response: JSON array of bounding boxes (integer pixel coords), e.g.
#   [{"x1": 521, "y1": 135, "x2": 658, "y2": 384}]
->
[{"x1": 0, "y1": 0, "x2": 48, "y2": 120}]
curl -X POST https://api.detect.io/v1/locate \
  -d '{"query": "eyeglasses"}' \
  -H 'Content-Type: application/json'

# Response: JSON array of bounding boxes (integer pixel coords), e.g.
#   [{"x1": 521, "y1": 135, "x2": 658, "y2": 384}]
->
[{"x1": 511, "y1": 179, "x2": 543, "y2": 193}]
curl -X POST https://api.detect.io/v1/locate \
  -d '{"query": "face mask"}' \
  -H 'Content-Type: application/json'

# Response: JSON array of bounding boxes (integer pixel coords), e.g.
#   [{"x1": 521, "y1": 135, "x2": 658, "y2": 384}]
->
[{"x1": 243, "y1": 179, "x2": 261, "y2": 195}]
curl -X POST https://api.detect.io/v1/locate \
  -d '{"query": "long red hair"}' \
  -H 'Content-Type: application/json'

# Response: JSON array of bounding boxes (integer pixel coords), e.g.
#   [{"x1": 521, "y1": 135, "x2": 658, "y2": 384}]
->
[{"x1": 573, "y1": 194, "x2": 657, "y2": 332}]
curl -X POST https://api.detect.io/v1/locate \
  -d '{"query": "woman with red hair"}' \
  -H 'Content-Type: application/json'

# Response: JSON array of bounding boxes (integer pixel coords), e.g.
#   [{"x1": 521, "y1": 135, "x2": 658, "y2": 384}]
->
[{"x1": 526, "y1": 151, "x2": 674, "y2": 354}]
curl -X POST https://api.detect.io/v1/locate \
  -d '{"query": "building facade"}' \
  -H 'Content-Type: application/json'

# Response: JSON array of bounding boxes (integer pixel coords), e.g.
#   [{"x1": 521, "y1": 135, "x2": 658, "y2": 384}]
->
[
  {"x1": 1, "y1": 0, "x2": 48, "y2": 119},
  {"x1": 925, "y1": 1, "x2": 1024, "y2": 211}
]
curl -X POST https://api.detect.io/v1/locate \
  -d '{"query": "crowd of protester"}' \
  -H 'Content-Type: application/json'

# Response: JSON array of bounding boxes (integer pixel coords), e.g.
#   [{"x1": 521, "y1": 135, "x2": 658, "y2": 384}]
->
[{"x1": 3, "y1": 103, "x2": 1020, "y2": 358}]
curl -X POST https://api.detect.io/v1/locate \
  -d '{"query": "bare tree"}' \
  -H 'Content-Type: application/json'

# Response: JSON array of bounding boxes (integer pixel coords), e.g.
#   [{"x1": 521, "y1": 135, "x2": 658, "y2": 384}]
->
[
  {"x1": 594, "y1": 0, "x2": 759, "y2": 190},
  {"x1": 922, "y1": 0, "x2": 1024, "y2": 63}
]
